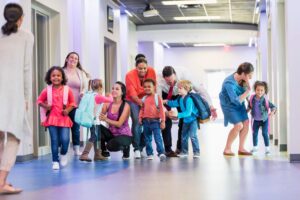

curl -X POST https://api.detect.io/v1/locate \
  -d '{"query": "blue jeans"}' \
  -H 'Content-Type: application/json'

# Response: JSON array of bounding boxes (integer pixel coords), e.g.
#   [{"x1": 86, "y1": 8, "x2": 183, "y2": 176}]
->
[
  {"x1": 69, "y1": 108, "x2": 81, "y2": 146},
  {"x1": 88, "y1": 125, "x2": 101, "y2": 148},
  {"x1": 143, "y1": 119, "x2": 165, "y2": 156},
  {"x1": 181, "y1": 120, "x2": 200, "y2": 154},
  {"x1": 128, "y1": 101, "x2": 144, "y2": 151},
  {"x1": 48, "y1": 126, "x2": 70, "y2": 162},
  {"x1": 252, "y1": 119, "x2": 269, "y2": 147}
]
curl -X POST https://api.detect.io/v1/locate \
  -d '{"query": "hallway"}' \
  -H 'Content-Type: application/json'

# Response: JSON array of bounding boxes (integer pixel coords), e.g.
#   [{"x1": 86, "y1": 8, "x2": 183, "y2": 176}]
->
[{"x1": 6, "y1": 122, "x2": 300, "y2": 200}]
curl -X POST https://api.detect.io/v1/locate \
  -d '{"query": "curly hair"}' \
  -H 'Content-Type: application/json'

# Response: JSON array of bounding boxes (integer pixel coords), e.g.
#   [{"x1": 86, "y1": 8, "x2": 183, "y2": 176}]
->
[
  {"x1": 253, "y1": 81, "x2": 269, "y2": 94},
  {"x1": 44, "y1": 66, "x2": 68, "y2": 85}
]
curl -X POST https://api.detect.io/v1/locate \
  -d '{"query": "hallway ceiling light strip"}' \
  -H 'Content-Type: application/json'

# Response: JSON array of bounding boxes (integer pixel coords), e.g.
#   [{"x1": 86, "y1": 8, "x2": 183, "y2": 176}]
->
[
  {"x1": 174, "y1": 16, "x2": 220, "y2": 20},
  {"x1": 125, "y1": 10, "x2": 133, "y2": 17},
  {"x1": 193, "y1": 43, "x2": 226, "y2": 47},
  {"x1": 162, "y1": 0, "x2": 217, "y2": 5},
  {"x1": 162, "y1": 42, "x2": 170, "y2": 49}
]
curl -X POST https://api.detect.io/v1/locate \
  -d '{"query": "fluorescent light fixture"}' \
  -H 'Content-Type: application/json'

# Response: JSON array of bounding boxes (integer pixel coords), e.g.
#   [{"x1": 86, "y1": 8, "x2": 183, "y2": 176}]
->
[
  {"x1": 193, "y1": 43, "x2": 226, "y2": 47},
  {"x1": 125, "y1": 10, "x2": 133, "y2": 17},
  {"x1": 162, "y1": 42, "x2": 170, "y2": 49},
  {"x1": 174, "y1": 16, "x2": 220, "y2": 20},
  {"x1": 162, "y1": 0, "x2": 217, "y2": 5},
  {"x1": 248, "y1": 37, "x2": 253, "y2": 47}
]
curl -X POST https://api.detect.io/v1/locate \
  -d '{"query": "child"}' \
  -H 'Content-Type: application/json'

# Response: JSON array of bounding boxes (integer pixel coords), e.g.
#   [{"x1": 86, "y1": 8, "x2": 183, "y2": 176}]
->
[
  {"x1": 37, "y1": 66, "x2": 76, "y2": 170},
  {"x1": 248, "y1": 81, "x2": 276, "y2": 155},
  {"x1": 164, "y1": 80, "x2": 200, "y2": 158},
  {"x1": 79, "y1": 79, "x2": 113, "y2": 162},
  {"x1": 139, "y1": 79, "x2": 166, "y2": 161}
]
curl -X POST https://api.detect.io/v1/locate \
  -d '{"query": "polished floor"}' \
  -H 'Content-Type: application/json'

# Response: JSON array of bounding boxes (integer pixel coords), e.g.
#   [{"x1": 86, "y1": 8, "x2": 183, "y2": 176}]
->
[{"x1": 4, "y1": 122, "x2": 300, "y2": 200}]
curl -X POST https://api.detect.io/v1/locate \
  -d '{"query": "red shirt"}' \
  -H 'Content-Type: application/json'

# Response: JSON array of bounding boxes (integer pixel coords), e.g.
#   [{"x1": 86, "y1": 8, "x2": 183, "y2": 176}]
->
[
  {"x1": 37, "y1": 86, "x2": 76, "y2": 127},
  {"x1": 125, "y1": 67, "x2": 156, "y2": 102},
  {"x1": 139, "y1": 94, "x2": 165, "y2": 122}
]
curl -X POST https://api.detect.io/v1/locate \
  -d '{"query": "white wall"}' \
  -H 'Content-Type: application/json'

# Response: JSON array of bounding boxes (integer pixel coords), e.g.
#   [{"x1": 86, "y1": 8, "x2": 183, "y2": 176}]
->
[
  {"x1": 120, "y1": 15, "x2": 137, "y2": 80},
  {"x1": 163, "y1": 46, "x2": 257, "y2": 73}
]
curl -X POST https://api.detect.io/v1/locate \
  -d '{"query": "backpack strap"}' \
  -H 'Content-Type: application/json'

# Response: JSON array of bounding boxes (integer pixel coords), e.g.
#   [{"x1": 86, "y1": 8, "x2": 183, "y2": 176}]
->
[
  {"x1": 264, "y1": 95, "x2": 270, "y2": 111},
  {"x1": 47, "y1": 85, "x2": 52, "y2": 106},
  {"x1": 142, "y1": 95, "x2": 160, "y2": 110},
  {"x1": 249, "y1": 94, "x2": 255, "y2": 108},
  {"x1": 154, "y1": 94, "x2": 159, "y2": 110},
  {"x1": 63, "y1": 86, "x2": 69, "y2": 106}
]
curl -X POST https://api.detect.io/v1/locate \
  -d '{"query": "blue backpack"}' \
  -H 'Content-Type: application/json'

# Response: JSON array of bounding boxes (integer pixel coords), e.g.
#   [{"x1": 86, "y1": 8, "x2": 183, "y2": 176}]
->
[
  {"x1": 182, "y1": 92, "x2": 211, "y2": 124},
  {"x1": 75, "y1": 91, "x2": 96, "y2": 128}
]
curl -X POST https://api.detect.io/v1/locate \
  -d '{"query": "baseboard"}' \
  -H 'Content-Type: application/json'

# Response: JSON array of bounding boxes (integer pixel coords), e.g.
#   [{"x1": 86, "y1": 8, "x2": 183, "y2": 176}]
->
[
  {"x1": 274, "y1": 139, "x2": 278, "y2": 146},
  {"x1": 16, "y1": 154, "x2": 35, "y2": 162},
  {"x1": 269, "y1": 134, "x2": 273, "y2": 140},
  {"x1": 290, "y1": 154, "x2": 300, "y2": 163},
  {"x1": 279, "y1": 144, "x2": 287, "y2": 152}
]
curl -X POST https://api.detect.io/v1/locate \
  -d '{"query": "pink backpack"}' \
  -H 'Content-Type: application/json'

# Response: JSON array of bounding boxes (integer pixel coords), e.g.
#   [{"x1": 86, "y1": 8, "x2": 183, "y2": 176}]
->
[{"x1": 40, "y1": 85, "x2": 69, "y2": 124}]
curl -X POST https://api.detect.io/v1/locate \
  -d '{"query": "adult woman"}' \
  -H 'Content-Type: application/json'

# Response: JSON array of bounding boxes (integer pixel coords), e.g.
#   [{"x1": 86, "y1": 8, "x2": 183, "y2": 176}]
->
[
  {"x1": 63, "y1": 52, "x2": 89, "y2": 155},
  {"x1": 100, "y1": 82, "x2": 132, "y2": 159},
  {"x1": 125, "y1": 57, "x2": 156, "y2": 158},
  {"x1": 219, "y1": 62, "x2": 254, "y2": 156},
  {"x1": 0, "y1": 3, "x2": 34, "y2": 194}
]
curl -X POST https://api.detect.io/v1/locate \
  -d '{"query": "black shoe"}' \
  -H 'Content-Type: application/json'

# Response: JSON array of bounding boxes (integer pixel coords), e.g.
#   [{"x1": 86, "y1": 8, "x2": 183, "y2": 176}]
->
[
  {"x1": 102, "y1": 150, "x2": 111, "y2": 158},
  {"x1": 165, "y1": 150, "x2": 178, "y2": 157},
  {"x1": 122, "y1": 146, "x2": 130, "y2": 160}
]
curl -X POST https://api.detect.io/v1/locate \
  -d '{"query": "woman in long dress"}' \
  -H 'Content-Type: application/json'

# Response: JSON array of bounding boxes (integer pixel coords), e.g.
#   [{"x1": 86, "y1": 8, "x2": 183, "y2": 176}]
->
[{"x1": 0, "y1": 3, "x2": 34, "y2": 194}]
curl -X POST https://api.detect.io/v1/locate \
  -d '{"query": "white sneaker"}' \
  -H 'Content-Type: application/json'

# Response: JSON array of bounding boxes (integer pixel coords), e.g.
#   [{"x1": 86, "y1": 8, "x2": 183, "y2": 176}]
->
[
  {"x1": 265, "y1": 150, "x2": 271, "y2": 156},
  {"x1": 141, "y1": 149, "x2": 147, "y2": 158},
  {"x1": 146, "y1": 155, "x2": 154, "y2": 160},
  {"x1": 193, "y1": 153, "x2": 200, "y2": 159},
  {"x1": 134, "y1": 150, "x2": 141, "y2": 159},
  {"x1": 73, "y1": 145, "x2": 82, "y2": 156},
  {"x1": 178, "y1": 153, "x2": 188, "y2": 158},
  {"x1": 52, "y1": 162, "x2": 60, "y2": 170},
  {"x1": 60, "y1": 154, "x2": 68, "y2": 167},
  {"x1": 251, "y1": 147, "x2": 258, "y2": 154},
  {"x1": 159, "y1": 154, "x2": 166, "y2": 161}
]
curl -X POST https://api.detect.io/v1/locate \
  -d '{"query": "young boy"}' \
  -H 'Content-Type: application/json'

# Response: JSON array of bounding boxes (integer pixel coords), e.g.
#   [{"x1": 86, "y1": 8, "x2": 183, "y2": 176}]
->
[
  {"x1": 139, "y1": 79, "x2": 166, "y2": 161},
  {"x1": 164, "y1": 80, "x2": 200, "y2": 158}
]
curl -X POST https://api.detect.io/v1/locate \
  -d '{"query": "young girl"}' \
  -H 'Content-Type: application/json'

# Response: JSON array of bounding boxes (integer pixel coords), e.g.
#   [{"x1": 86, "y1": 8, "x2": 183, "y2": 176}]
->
[
  {"x1": 139, "y1": 79, "x2": 166, "y2": 161},
  {"x1": 164, "y1": 80, "x2": 200, "y2": 158},
  {"x1": 79, "y1": 79, "x2": 113, "y2": 162},
  {"x1": 248, "y1": 81, "x2": 276, "y2": 155},
  {"x1": 37, "y1": 66, "x2": 76, "y2": 170}
]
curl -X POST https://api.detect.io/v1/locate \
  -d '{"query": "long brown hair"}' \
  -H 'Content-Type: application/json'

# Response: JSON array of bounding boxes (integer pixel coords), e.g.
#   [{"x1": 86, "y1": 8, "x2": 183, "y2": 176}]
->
[
  {"x1": 63, "y1": 52, "x2": 89, "y2": 77},
  {"x1": 1, "y1": 3, "x2": 23, "y2": 35}
]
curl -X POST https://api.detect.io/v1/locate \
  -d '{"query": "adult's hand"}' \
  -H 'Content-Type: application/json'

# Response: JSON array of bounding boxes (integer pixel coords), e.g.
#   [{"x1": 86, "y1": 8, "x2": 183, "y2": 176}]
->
[{"x1": 210, "y1": 107, "x2": 217, "y2": 120}]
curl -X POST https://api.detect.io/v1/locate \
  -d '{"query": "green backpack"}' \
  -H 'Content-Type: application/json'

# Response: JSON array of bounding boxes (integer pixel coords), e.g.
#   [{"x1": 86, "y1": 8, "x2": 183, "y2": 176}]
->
[{"x1": 75, "y1": 91, "x2": 96, "y2": 128}]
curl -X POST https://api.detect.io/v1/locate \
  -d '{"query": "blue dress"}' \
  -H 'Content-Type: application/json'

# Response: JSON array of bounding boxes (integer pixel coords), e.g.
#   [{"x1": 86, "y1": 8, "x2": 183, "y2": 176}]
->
[{"x1": 219, "y1": 74, "x2": 248, "y2": 126}]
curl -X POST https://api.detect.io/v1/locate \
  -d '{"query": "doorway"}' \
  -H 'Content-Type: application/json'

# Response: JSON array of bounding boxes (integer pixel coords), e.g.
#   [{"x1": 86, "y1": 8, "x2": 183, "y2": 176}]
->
[{"x1": 104, "y1": 37, "x2": 117, "y2": 92}]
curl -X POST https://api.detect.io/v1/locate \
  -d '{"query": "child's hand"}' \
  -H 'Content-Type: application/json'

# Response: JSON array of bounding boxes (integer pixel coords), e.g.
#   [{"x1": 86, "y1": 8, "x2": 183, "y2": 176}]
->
[
  {"x1": 45, "y1": 104, "x2": 51, "y2": 111},
  {"x1": 163, "y1": 100, "x2": 168, "y2": 105},
  {"x1": 100, "y1": 113, "x2": 107, "y2": 121},
  {"x1": 139, "y1": 119, "x2": 142, "y2": 125},
  {"x1": 210, "y1": 107, "x2": 217, "y2": 120},
  {"x1": 62, "y1": 109, "x2": 69, "y2": 116},
  {"x1": 160, "y1": 121, "x2": 165, "y2": 130},
  {"x1": 105, "y1": 92, "x2": 112, "y2": 97},
  {"x1": 269, "y1": 111, "x2": 275, "y2": 117}
]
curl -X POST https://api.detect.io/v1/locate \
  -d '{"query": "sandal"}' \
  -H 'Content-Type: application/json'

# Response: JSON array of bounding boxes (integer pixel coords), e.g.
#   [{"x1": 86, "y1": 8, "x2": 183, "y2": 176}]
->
[{"x1": 0, "y1": 184, "x2": 22, "y2": 195}]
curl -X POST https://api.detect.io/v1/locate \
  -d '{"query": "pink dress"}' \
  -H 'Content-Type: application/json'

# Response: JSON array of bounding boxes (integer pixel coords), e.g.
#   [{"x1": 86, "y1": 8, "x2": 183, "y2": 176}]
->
[{"x1": 37, "y1": 86, "x2": 77, "y2": 127}]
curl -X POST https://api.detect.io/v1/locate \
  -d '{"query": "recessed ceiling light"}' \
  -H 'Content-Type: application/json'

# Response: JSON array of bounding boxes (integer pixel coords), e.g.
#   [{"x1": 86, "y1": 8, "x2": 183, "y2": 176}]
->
[
  {"x1": 162, "y1": 0, "x2": 217, "y2": 6},
  {"x1": 174, "y1": 16, "x2": 220, "y2": 20}
]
